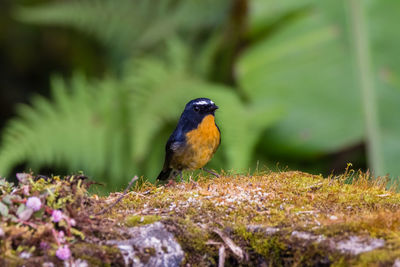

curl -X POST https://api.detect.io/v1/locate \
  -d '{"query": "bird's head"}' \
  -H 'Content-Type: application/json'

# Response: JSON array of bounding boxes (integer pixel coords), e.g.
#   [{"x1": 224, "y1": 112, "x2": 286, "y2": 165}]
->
[{"x1": 184, "y1": 98, "x2": 219, "y2": 117}]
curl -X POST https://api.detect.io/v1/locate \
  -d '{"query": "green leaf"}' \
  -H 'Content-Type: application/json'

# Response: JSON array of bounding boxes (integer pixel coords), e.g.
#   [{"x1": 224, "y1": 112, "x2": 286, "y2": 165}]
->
[
  {"x1": 238, "y1": 6, "x2": 362, "y2": 158},
  {"x1": 0, "y1": 178, "x2": 7, "y2": 186},
  {"x1": 0, "y1": 202, "x2": 9, "y2": 217},
  {"x1": 16, "y1": 204, "x2": 26, "y2": 216},
  {"x1": 367, "y1": 0, "x2": 400, "y2": 179},
  {"x1": 34, "y1": 209, "x2": 45, "y2": 219},
  {"x1": 248, "y1": 0, "x2": 314, "y2": 38},
  {"x1": 2, "y1": 195, "x2": 12, "y2": 205},
  {"x1": 18, "y1": 208, "x2": 33, "y2": 221},
  {"x1": 71, "y1": 227, "x2": 85, "y2": 240}
]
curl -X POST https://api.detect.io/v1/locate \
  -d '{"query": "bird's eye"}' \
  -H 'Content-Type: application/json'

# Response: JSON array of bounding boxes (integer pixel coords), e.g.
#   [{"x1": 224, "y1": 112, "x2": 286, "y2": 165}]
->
[{"x1": 193, "y1": 106, "x2": 200, "y2": 112}]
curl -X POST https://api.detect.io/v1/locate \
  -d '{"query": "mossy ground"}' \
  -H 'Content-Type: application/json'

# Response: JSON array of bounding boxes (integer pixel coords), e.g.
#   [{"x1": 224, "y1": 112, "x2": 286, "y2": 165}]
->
[
  {"x1": 96, "y1": 170, "x2": 400, "y2": 266},
  {"x1": 2, "y1": 170, "x2": 400, "y2": 266}
]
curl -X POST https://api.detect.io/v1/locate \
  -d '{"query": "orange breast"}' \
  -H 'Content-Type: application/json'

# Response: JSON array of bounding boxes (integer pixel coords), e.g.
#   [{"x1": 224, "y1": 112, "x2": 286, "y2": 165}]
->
[{"x1": 172, "y1": 115, "x2": 220, "y2": 170}]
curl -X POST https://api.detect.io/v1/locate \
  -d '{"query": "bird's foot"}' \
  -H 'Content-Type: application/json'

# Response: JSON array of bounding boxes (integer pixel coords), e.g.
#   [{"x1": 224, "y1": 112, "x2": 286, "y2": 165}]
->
[{"x1": 166, "y1": 179, "x2": 177, "y2": 187}]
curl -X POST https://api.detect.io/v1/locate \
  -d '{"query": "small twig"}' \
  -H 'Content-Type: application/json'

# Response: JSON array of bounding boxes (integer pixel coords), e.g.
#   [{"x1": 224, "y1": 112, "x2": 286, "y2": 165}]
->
[
  {"x1": 213, "y1": 228, "x2": 244, "y2": 260},
  {"x1": 127, "y1": 191, "x2": 151, "y2": 199},
  {"x1": 52, "y1": 229, "x2": 61, "y2": 246},
  {"x1": 17, "y1": 219, "x2": 38, "y2": 229},
  {"x1": 206, "y1": 240, "x2": 222, "y2": 246},
  {"x1": 218, "y1": 245, "x2": 226, "y2": 267},
  {"x1": 206, "y1": 240, "x2": 226, "y2": 266},
  {"x1": 96, "y1": 176, "x2": 138, "y2": 215},
  {"x1": 305, "y1": 182, "x2": 323, "y2": 191}
]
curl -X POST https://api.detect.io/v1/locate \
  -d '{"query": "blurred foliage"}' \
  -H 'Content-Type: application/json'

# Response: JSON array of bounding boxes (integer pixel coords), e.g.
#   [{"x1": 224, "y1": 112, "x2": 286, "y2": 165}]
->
[
  {"x1": 0, "y1": 0, "x2": 399, "y2": 190},
  {"x1": 0, "y1": 39, "x2": 282, "y2": 189},
  {"x1": 15, "y1": 0, "x2": 232, "y2": 66}
]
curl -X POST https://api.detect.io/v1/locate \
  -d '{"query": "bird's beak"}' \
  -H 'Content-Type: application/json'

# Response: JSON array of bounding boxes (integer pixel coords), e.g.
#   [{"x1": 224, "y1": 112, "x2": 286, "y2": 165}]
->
[{"x1": 211, "y1": 105, "x2": 219, "y2": 111}]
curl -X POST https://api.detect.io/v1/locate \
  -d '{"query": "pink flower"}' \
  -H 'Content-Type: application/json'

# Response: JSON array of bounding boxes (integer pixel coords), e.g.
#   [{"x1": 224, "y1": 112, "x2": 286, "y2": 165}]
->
[
  {"x1": 22, "y1": 185, "x2": 30, "y2": 196},
  {"x1": 70, "y1": 219, "x2": 76, "y2": 227},
  {"x1": 58, "y1": 230, "x2": 65, "y2": 242},
  {"x1": 40, "y1": 241, "x2": 50, "y2": 250},
  {"x1": 51, "y1": 210, "x2": 63, "y2": 222},
  {"x1": 56, "y1": 245, "x2": 71, "y2": 261},
  {"x1": 26, "y1": 197, "x2": 41, "y2": 211}
]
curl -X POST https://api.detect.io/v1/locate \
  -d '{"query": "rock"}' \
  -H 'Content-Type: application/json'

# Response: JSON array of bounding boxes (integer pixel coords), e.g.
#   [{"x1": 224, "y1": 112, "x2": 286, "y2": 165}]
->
[
  {"x1": 289, "y1": 230, "x2": 385, "y2": 255},
  {"x1": 333, "y1": 236, "x2": 385, "y2": 255},
  {"x1": 247, "y1": 225, "x2": 280, "y2": 235},
  {"x1": 249, "y1": 226, "x2": 385, "y2": 257},
  {"x1": 291, "y1": 231, "x2": 326, "y2": 243},
  {"x1": 107, "y1": 222, "x2": 184, "y2": 267}
]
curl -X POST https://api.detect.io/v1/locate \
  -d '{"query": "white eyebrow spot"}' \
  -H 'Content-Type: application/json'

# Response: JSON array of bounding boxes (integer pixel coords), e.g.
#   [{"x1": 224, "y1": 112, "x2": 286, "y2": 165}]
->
[
  {"x1": 194, "y1": 100, "x2": 214, "y2": 105},
  {"x1": 194, "y1": 100, "x2": 209, "y2": 105}
]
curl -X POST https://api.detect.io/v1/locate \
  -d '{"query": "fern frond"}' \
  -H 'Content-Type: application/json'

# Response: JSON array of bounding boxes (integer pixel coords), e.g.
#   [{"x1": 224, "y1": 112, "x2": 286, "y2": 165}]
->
[
  {"x1": 0, "y1": 73, "x2": 134, "y2": 188},
  {"x1": 15, "y1": 0, "x2": 231, "y2": 58}
]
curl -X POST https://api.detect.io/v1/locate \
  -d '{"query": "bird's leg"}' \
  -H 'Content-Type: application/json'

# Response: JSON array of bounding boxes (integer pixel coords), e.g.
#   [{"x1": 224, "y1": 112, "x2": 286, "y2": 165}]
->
[
  {"x1": 202, "y1": 168, "x2": 220, "y2": 178},
  {"x1": 166, "y1": 170, "x2": 178, "y2": 187},
  {"x1": 188, "y1": 174, "x2": 199, "y2": 187},
  {"x1": 179, "y1": 171, "x2": 183, "y2": 182},
  {"x1": 166, "y1": 179, "x2": 176, "y2": 187},
  {"x1": 171, "y1": 170, "x2": 178, "y2": 179}
]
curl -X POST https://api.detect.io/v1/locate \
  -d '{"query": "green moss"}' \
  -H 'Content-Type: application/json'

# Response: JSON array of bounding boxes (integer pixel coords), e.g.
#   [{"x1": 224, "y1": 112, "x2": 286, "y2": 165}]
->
[
  {"x1": 235, "y1": 226, "x2": 287, "y2": 266},
  {"x1": 234, "y1": 225, "x2": 367, "y2": 266},
  {"x1": 166, "y1": 218, "x2": 217, "y2": 266},
  {"x1": 144, "y1": 247, "x2": 156, "y2": 256},
  {"x1": 125, "y1": 215, "x2": 162, "y2": 227},
  {"x1": 254, "y1": 236, "x2": 286, "y2": 264},
  {"x1": 71, "y1": 243, "x2": 124, "y2": 266},
  {"x1": 0, "y1": 257, "x2": 24, "y2": 267},
  {"x1": 135, "y1": 247, "x2": 157, "y2": 264},
  {"x1": 174, "y1": 218, "x2": 210, "y2": 252},
  {"x1": 4, "y1": 170, "x2": 400, "y2": 266},
  {"x1": 330, "y1": 256, "x2": 347, "y2": 267},
  {"x1": 351, "y1": 248, "x2": 400, "y2": 266}
]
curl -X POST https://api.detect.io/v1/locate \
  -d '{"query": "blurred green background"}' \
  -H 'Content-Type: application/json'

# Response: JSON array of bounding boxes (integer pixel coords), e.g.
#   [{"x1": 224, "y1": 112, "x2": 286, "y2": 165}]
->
[{"x1": 0, "y1": 0, "x2": 399, "y2": 192}]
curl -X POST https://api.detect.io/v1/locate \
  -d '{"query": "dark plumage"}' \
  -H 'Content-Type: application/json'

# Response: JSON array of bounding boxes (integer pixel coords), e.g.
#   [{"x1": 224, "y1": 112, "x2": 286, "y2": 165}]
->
[{"x1": 157, "y1": 98, "x2": 220, "y2": 181}]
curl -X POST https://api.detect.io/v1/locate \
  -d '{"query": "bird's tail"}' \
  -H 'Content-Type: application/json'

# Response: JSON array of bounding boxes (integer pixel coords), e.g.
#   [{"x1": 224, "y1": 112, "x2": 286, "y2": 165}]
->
[{"x1": 157, "y1": 168, "x2": 172, "y2": 181}]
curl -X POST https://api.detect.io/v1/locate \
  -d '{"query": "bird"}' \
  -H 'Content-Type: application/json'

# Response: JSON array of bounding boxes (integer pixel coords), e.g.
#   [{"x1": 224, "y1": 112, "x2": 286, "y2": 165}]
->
[{"x1": 157, "y1": 98, "x2": 221, "y2": 182}]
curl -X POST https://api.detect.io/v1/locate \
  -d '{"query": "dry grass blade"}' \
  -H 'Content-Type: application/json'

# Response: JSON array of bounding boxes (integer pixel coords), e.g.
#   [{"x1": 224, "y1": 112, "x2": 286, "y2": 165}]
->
[
  {"x1": 202, "y1": 168, "x2": 220, "y2": 178},
  {"x1": 96, "y1": 176, "x2": 138, "y2": 215},
  {"x1": 213, "y1": 228, "x2": 244, "y2": 260},
  {"x1": 306, "y1": 182, "x2": 323, "y2": 191}
]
